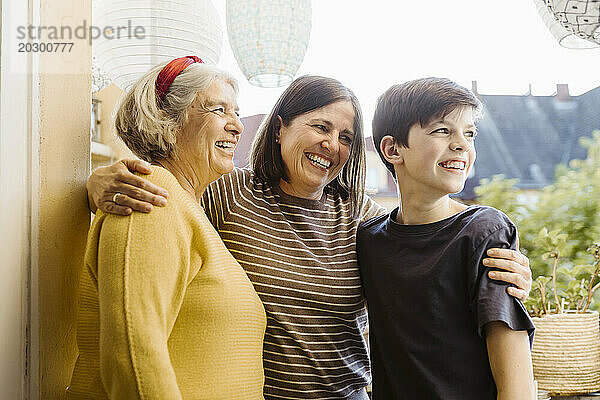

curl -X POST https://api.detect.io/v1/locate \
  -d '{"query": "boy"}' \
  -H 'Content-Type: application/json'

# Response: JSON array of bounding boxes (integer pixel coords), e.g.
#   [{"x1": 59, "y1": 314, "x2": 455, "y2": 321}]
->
[{"x1": 357, "y1": 77, "x2": 535, "y2": 399}]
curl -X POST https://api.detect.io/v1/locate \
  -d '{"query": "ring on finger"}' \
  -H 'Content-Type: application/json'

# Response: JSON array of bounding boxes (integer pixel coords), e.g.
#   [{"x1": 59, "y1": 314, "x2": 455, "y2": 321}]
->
[{"x1": 112, "y1": 192, "x2": 122, "y2": 204}]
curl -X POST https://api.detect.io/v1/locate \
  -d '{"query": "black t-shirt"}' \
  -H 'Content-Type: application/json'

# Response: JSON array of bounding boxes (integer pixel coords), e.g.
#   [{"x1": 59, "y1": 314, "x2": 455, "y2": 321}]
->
[{"x1": 356, "y1": 205, "x2": 534, "y2": 400}]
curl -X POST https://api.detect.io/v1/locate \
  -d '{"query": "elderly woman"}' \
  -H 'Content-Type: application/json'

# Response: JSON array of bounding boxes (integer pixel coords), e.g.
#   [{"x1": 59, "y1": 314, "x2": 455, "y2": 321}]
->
[
  {"x1": 68, "y1": 56, "x2": 266, "y2": 399},
  {"x1": 86, "y1": 75, "x2": 532, "y2": 400}
]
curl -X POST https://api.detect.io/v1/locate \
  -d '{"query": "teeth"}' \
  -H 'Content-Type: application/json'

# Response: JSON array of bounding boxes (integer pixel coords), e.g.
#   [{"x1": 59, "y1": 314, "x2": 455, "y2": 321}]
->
[
  {"x1": 306, "y1": 153, "x2": 332, "y2": 169},
  {"x1": 215, "y1": 141, "x2": 236, "y2": 150},
  {"x1": 439, "y1": 160, "x2": 465, "y2": 170}
]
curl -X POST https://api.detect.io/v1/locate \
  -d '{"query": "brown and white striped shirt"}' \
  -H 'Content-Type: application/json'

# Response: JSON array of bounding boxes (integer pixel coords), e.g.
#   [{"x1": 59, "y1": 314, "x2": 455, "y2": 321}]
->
[{"x1": 202, "y1": 168, "x2": 385, "y2": 399}]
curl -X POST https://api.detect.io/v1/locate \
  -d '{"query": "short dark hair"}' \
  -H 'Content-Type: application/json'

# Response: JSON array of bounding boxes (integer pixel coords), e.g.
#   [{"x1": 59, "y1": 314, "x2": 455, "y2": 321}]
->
[
  {"x1": 372, "y1": 77, "x2": 482, "y2": 177},
  {"x1": 250, "y1": 75, "x2": 366, "y2": 218}
]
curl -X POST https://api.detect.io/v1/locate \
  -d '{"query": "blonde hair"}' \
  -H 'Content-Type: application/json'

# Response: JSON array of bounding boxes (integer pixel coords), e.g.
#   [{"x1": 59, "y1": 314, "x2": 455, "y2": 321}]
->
[{"x1": 115, "y1": 62, "x2": 238, "y2": 162}]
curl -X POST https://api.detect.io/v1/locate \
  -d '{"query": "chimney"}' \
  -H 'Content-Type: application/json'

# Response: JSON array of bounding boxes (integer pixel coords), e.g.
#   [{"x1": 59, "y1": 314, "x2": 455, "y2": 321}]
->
[
  {"x1": 556, "y1": 84, "x2": 571, "y2": 101},
  {"x1": 471, "y1": 81, "x2": 478, "y2": 96}
]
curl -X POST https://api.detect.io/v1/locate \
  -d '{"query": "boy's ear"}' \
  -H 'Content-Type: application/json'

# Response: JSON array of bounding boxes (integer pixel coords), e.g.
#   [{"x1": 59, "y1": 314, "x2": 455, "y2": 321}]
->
[{"x1": 380, "y1": 136, "x2": 403, "y2": 165}]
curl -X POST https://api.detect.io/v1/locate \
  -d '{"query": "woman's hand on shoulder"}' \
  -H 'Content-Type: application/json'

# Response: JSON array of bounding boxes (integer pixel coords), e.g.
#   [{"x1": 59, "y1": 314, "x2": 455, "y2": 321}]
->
[
  {"x1": 483, "y1": 247, "x2": 532, "y2": 302},
  {"x1": 87, "y1": 159, "x2": 169, "y2": 215}
]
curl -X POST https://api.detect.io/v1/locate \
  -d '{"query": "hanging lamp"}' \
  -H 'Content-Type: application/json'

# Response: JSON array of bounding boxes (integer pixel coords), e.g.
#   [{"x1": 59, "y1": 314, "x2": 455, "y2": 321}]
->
[
  {"x1": 93, "y1": 0, "x2": 223, "y2": 91},
  {"x1": 92, "y1": 55, "x2": 111, "y2": 93},
  {"x1": 226, "y1": 0, "x2": 312, "y2": 88},
  {"x1": 534, "y1": 0, "x2": 600, "y2": 49}
]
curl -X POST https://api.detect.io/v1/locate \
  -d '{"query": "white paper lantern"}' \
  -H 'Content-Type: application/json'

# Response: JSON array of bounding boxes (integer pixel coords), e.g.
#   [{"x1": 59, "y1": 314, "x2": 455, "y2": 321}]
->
[
  {"x1": 534, "y1": 0, "x2": 600, "y2": 49},
  {"x1": 93, "y1": 0, "x2": 223, "y2": 91},
  {"x1": 226, "y1": 0, "x2": 311, "y2": 88}
]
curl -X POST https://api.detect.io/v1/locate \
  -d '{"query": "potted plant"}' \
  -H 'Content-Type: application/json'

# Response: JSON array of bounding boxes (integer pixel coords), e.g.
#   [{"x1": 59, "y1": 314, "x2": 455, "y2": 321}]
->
[{"x1": 524, "y1": 228, "x2": 600, "y2": 396}]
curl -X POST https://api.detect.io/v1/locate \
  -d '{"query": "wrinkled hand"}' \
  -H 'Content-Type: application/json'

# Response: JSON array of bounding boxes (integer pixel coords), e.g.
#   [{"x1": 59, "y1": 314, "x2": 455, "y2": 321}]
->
[
  {"x1": 87, "y1": 159, "x2": 169, "y2": 215},
  {"x1": 484, "y1": 247, "x2": 532, "y2": 302}
]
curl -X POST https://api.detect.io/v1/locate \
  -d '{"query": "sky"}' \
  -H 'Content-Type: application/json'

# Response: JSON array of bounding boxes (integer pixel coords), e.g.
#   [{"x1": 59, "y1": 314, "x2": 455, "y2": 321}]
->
[{"x1": 211, "y1": 0, "x2": 600, "y2": 137}]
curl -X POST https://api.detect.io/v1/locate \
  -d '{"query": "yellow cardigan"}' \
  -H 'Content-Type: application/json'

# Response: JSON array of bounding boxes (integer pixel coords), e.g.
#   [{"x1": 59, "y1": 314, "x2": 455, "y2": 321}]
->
[{"x1": 68, "y1": 166, "x2": 266, "y2": 399}]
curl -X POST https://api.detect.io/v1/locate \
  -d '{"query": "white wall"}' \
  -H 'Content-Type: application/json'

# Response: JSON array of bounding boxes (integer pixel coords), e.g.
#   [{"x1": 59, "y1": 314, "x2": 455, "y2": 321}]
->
[{"x1": 0, "y1": 0, "x2": 35, "y2": 397}]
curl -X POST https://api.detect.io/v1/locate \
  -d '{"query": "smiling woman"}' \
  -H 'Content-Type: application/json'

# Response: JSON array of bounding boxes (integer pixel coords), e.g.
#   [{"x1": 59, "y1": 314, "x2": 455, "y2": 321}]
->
[
  {"x1": 67, "y1": 57, "x2": 266, "y2": 399},
  {"x1": 251, "y1": 76, "x2": 366, "y2": 218},
  {"x1": 161, "y1": 79, "x2": 243, "y2": 189},
  {"x1": 276, "y1": 101, "x2": 355, "y2": 199}
]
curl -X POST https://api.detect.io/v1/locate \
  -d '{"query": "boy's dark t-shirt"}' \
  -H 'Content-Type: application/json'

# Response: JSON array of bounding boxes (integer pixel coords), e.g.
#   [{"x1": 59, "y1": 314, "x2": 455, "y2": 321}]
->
[{"x1": 356, "y1": 205, "x2": 534, "y2": 400}]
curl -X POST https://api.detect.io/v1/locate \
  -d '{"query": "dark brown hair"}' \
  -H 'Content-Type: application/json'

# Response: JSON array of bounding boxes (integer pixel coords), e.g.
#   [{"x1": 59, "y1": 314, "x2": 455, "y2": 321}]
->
[
  {"x1": 372, "y1": 77, "x2": 482, "y2": 177},
  {"x1": 250, "y1": 75, "x2": 366, "y2": 218}
]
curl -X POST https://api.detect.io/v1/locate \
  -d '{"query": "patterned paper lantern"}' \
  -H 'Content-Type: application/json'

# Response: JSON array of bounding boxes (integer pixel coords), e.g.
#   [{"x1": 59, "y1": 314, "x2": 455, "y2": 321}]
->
[
  {"x1": 226, "y1": 0, "x2": 311, "y2": 88},
  {"x1": 92, "y1": 55, "x2": 111, "y2": 93},
  {"x1": 534, "y1": 0, "x2": 600, "y2": 48},
  {"x1": 93, "y1": 0, "x2": 223, "y2": 91}
]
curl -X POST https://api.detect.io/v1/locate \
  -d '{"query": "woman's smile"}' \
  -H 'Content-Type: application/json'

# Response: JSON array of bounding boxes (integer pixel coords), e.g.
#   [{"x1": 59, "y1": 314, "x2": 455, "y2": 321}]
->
[
  {"x1": 304, "y1": 151, "x2": 333, "y2": 170},
  {"x1": 215, "y1": 140, "x2": 237, "y2": 154},
  {"x1": 278, "y1": 100, "x2": 355, "y2": 199}
]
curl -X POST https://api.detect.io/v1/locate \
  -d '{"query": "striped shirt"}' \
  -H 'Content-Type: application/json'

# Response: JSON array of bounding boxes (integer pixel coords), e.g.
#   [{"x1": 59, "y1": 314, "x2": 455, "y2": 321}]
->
[{"x1": 202, "y1": 168, "x2": 385, "y2": 399}]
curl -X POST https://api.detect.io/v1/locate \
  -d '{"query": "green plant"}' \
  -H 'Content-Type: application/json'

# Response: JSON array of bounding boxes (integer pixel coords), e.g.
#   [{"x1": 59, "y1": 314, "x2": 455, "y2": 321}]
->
[
  {"x1": 475, "y1": 131, "x2": 600, "y2": 310},
  {"x1": 523, "y1": 229, "x2": 600, "y2": 317}
]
